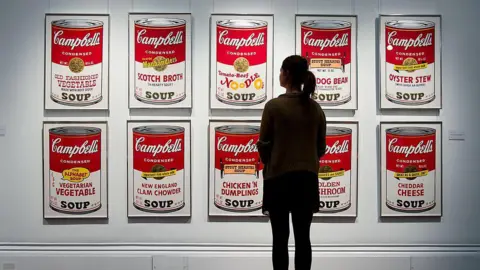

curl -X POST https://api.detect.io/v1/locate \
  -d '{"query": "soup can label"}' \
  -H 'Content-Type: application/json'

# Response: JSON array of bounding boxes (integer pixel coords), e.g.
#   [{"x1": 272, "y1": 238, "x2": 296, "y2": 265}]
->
[
  {"x1": 318, "y1": 127, "x2": 352, "y2": 212},
  {"x1": 214, "y1": 125, "x2": 263, "y2": 212},
  {"x1": 385, "y1": 127, "x2": 436, "y2": 212},
  {"x1": 49, "y1": 126, "x2": 102, "y2": 214},
  {"x1": 215, "y1": 20, "x2": 268, "y2": 106},
  {"x1": 134, "y1": 18, "x2": 187, "y2": 105},
  {"x1": 385, "y1": 20, "x2": 435, "y2": 105},
  {"x1": 50, "y1": 19, "x2": 104, "y2": 106},
  {"x1": 132, "y1": 125, "x2": 185, "y2": 212},
  {"x1": 301, "y1": 20, "x2": 352, "y2": 106}
]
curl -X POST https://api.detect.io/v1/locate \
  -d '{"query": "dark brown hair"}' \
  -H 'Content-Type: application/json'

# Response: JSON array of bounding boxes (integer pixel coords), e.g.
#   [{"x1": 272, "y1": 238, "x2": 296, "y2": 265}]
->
[{"x1": 281, "y1": 55, "x2": 316, "y2": 99}]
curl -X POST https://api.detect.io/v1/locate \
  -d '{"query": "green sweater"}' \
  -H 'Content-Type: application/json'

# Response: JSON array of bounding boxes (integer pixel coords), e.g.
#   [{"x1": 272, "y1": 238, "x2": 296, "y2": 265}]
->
[{"x1": 257, "y1": 92, "x2": 327, "y2": 181}]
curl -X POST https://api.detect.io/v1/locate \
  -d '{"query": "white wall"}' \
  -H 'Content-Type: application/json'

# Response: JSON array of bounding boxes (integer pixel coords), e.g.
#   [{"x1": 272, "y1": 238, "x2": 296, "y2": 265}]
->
[{"x1": 1, "y1": 0, "x2": 480, "y2": 259}]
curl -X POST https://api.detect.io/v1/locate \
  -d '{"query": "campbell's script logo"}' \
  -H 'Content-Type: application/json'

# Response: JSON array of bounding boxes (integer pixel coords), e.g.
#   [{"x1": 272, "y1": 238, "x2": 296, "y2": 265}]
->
[
  {"x1": 325, "y1": 140, "x2": 349, "y2": 155},
  {"x1": 135, "y1": 137, "x2": 182, "y2": 157},
  {"x1": 303, "y1": 31, "x2": 349, "y2": 50},
  {"x1": 387, "y1": 31, "x2": 433, "y2": 50},
  {"x1": 51, "y1": 138, "x2": 99, "y2": 158},
  {"x1": 218, "y1": 30, "x2": 265, "y2": 50},
  {"x1": 217, "y1": 136, "x2": 257, "y2": 156},
  {"x1": 388, "y1": 138, "x2": 433, "y2": 158},
  {"x1": 53, "y1": 31, "x2": 101, "y2": 50},
  {"x1": 136, "y1": 29, "x2": 184, "y2": 48}
]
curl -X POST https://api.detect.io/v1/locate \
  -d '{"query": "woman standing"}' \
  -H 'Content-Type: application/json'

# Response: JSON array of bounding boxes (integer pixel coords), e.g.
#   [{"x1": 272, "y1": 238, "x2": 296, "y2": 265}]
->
[{"x1": 257, "y1": 55, "x2": 327, "y2": 270}]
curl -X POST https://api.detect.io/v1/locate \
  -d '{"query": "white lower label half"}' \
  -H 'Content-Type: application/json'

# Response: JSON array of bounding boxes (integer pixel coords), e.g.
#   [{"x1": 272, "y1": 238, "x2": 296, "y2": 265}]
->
[
  {"x1": 214, "y1": 169, "x2": 263, "y2": 212},
  {"x1": 311, "y1": 63, "x2": 351, "y2": 105},
  {"x1": 385, "y1": 62, "x2": 435, "y2": 105},
  {"x1": 49, "y1": 170, "x2": 101, "y2": 213},
  {"x1": 216, "y1": 62, "x2": 266, "y2": 106},
  {"x1": 318, "y1": 170, "x2": 351, "y2": 211},
  {"x1": 133, "y1": 169, "x2": 185, "y2": 212},
  {"x1": 51, "y1": 63, "x2": 103, "y2": 105},
  {"x1": 386, "y1": 169, "x2": 436, "y2": 212},
  {"x1": 134, "y1": 61, "x2": 186, "y2": 105}
]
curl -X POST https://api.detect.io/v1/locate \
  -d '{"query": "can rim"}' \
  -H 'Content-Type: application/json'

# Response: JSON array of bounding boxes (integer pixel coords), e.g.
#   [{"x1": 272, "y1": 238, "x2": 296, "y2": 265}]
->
[
  {"x1": 52, "y1": 19, "x2": 104, "y2": 28},
  {"x1": 385, "y1": 20, "x2": 435, "y2": 29},
  {"x1": 386, "y1": 126, "x2": 436, "y2": 136},
  {"x1": 134, "y1": 18, "x2": 186, "y2": 27},
  {"x1": 327, "y1": 126, "x2": 352, "y2": 135},
  {"x1": 217, "y1": 19, "x2": 268, "y2": 28},
  {"x1": 49, "y1": 126, "x2": 102, "y2": 135},
  {"x1": 300, "y1": 20, "x2": 352, "y2": 29},
  {"x1": 215, "y1": 125, "x2": 260, "y2": 134},
  {"x1": 133, "y1": 125, "x2": 185, "y2": 135}
]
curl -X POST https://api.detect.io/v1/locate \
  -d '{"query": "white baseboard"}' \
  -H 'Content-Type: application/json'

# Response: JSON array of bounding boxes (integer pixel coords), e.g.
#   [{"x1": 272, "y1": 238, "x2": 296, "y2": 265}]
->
[
  {"x1": 0, "y1": 244, "x2": 479, "y2": 270},
  {"x1": 1, "y1": 243, "x2": 480, "y2": 253}
]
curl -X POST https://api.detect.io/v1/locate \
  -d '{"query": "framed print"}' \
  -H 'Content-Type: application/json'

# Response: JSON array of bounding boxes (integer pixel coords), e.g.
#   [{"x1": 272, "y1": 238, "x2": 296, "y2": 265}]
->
[
  {"x1": 128, "y1": 13, "x2": 192, "y2": 109},
  {"x1": 295, "y1": 15, "x2": 358, "y2": 110},
  {"x1": 127, "y1": 120, "x2": 191, "y2": 217},
  {"x1": 379, "y1": 15, "x2": 442, "y2": 109},
  {"x1": 43, "y1": 121, "x2": 108, "y2": 219},
  {"x1": 210, "y1": 14, "x2": 274, "y2": 110},
  {"x1": 316, "y1": 121, "x2": 358, "y2": 217},
  {"x1": 44, "y1": 14, "x2": 110, "y2": 110},
  {"x1": 380, "y1": 121, "x2": 442, "y2": 217},
  {"x1": 208, "y1": 120, "x2": 264, "y2": 216}
]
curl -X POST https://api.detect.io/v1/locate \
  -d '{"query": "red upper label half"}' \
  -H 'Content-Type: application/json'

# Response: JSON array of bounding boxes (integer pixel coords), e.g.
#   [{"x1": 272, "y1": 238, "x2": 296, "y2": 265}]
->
[
  {"x1": 49, "y1": 134, "x2": 101, "y2": 172},
  {"x1": 133, "y1": 132, "x2": 185, "y2": 172},
  {"x1": 385, "y1": 27, "x2": 435, "y2": 64},
  {"x1": 214, "y1": 133, "x2": 263, "y2": 170},
  {"x1": 386, "y1": 134, "x2": 436, "y2": 171},
  {"x1": 51, "y1": 26, "x2": 103, "y2": 65},
  {"x1": 320, "y1": 134, "x2": 352, "y2": 171},
  {"x1": 301, "y1": 26, "x2": 351, "y2": 65},
  {"x1": 216, "y1": 26, "x2": 268, "y2": 66},
  {"x1": 134, "y1": 25, "x2": 186, "y2": 63}
]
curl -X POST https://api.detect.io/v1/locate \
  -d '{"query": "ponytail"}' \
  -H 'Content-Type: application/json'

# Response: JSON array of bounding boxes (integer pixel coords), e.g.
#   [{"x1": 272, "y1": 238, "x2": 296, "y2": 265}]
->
[
  {"x1": 280, "y1": 55, "x2": 317, "y2": 99},
  {"x1": 302, "y1": 70, "x2": 316, "y2": 99}
]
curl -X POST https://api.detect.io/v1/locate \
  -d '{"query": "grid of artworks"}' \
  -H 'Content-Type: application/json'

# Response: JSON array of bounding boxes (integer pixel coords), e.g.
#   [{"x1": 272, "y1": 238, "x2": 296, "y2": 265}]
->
[{"x1": 41, "y1": 13, "x2": 442, "y2": 219}]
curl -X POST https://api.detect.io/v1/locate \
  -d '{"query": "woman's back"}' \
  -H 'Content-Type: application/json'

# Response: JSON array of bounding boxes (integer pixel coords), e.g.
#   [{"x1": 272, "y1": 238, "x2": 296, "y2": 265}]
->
[{"x1": 259, "y1": 91, "x2": 326, "y2": 181}]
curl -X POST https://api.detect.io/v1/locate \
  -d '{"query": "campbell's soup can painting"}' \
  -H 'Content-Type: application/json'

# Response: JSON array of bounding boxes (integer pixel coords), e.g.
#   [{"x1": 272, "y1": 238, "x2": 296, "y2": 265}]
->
[
  {"x1": 318, "y1": 127, "x2": 352, "y2": 212},
  {"x1": 215, "y1": 19, "x2": 268, "y2": 106},
  {"x1": 385, "y1": 20, "x2": 435, "y2": 105},
  {"x1": 301, "y1": 20, "x2": 352, "y2": 106},
  {"x1": 385, "y1": 127, "x2": 436, "y2": 212},
  {"x1": 50, "y1": 19, "x2": 104, "y2": 106},
  {"x1": 134, "y1": 18, "x2": 187, "y2": 105},
  {"x1": 214, "y1": 125, "x2": 263, "y2": 212},
  {"x1": 132, "y1": 125, "x2": 185, "y2": 213},
  {"x1": 48, "y1": 126, "x2": 102, "y2": 214}
]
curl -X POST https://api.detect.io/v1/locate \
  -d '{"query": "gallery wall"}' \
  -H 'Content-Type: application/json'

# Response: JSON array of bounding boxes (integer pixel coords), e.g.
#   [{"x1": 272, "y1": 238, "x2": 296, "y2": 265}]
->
[{"x1": 0, "y1": 0, "x2": 480, "y2": 248}]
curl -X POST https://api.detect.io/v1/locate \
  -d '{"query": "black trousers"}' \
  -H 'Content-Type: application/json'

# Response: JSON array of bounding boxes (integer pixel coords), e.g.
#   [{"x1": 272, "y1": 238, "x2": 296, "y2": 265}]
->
[{"x1": 263, "y1": 171, "x2": 319, "y2": 270}]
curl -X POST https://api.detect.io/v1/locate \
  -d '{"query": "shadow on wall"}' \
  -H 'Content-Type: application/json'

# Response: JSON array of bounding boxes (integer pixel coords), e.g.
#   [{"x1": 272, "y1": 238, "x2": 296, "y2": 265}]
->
[
  {"x1": 312, "y1": 216, "x2": 356, "y2": 223},
  {"x1": 208, "y1": 216, "x2": 269, "y2": 223},
  {"x1": 324, "y1": 110, "x2": 355, "y2": 118},
  {"x1": 128, "y1": 217, "x2": 192, "y2": 224},
  {"x1": 44, "y1": 109, "x2": 110, "y2": 118},
  {"x1": 130, "y1": 108, "x2": 192, "y2": 117},
  {"x1": 44, "y1": 218, "x2": 109, "y2": 225},
  {"x1": 210, "y1": 109, "x2": 263, "y2": 118}
]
